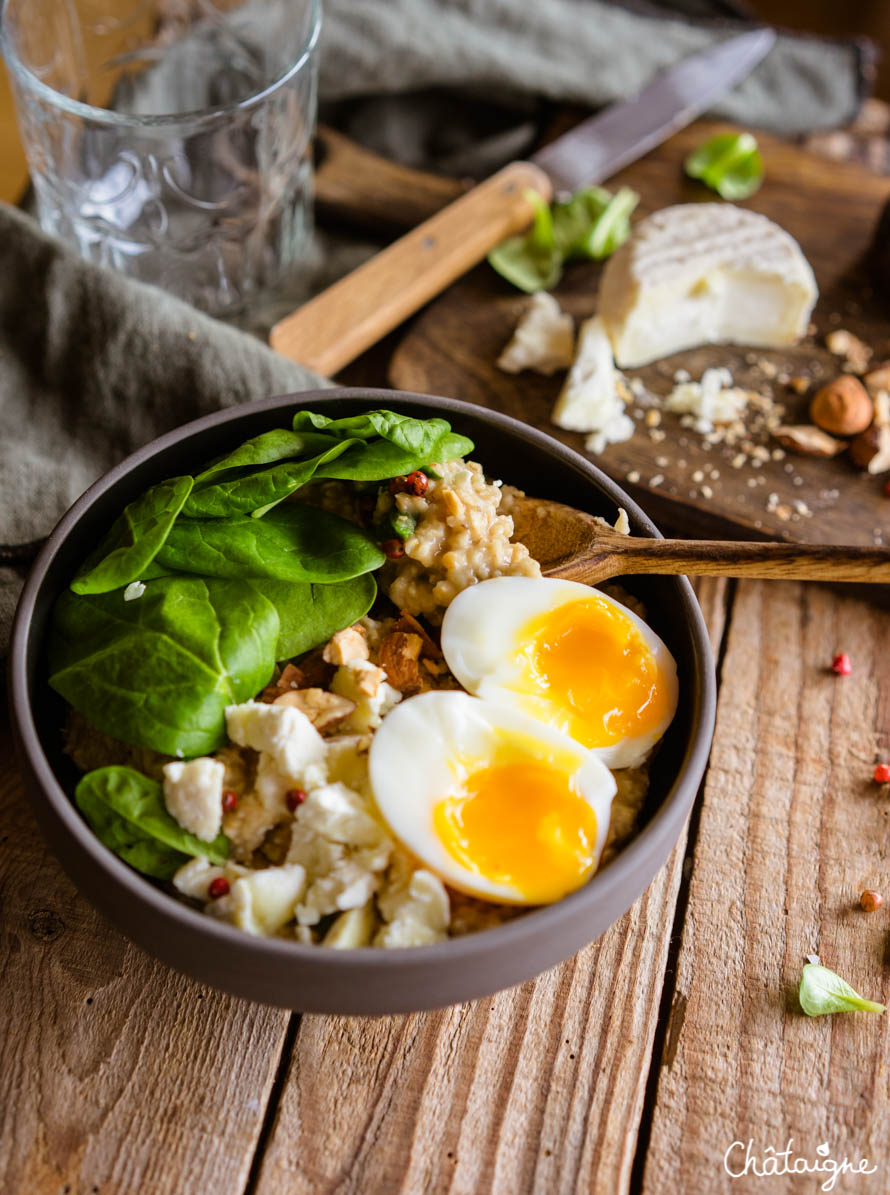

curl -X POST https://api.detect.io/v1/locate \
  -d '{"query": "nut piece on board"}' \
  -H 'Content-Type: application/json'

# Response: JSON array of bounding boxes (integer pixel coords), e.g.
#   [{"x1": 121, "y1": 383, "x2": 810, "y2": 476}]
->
[
  {"x1": 809, "y1": 375, "x2": 874, "y2": 436},
  {"x1": 825, "y1": 329, "x2": 872, "y2": 374},
  {"x1": 864, "y1": 362, "x2": 890, "y2": 394},
  {"x1": 772, "y1": 425, "x2": 846, "y2": 457},
  {"x1": 850, "y1": 423, "x2": 890, "y2": 473}
]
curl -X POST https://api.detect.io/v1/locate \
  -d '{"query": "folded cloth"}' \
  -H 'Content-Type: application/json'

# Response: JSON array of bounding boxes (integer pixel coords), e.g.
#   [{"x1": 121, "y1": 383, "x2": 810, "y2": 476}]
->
[
  {"x1": 321, "y1": 0, "x2": 874, "y2": 178},
  {"x1": 0, "y1": 204, "x2": 324, "y2": 654}
]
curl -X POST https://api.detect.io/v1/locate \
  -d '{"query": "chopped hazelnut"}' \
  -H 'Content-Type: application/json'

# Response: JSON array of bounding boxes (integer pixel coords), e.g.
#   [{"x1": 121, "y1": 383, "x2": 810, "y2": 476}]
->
[
  {"x1": 323, "y1": 625, "x2": 369, "y2": 667},
  {"x1": 772, "y1": 425, "x2": 846, "y2": 458},
  {"x1": 273, "y1": 687, "x2": 357, "y2": 732},
  {"x1": 378, "y1": 631, "x2": 424, "y2": 695}
]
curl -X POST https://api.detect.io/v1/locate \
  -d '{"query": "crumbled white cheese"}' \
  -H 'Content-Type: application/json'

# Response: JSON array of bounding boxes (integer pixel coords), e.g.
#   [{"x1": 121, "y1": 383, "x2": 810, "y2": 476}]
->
[
  {"x1": 226, "y1": 865, "x2": 307, "y2": 936},
  {"x1": 173, "y1": 857, "x2": 246, "y2": 900},
  {"x1": 331, "y1": 660, "x2": 402, "y2": 732},
  {"x1": 225, "y1": 700, "x2": 327, "y2": 789},
  {"x1": 287, "y1": 781, "x2": 392, "y2": 926},
  {"x1": 162, "y1": 756, "x2": 225, "y2": 842},
  {"x1": 375, "y1": 866, "x2": 450, "y2": 949},
  {"x1": 123, "y1": 581, "x2": 146, "y2": 601},
  {"x1": 324, "y1": 733, "x2": 373, "y2": 797},
  {"x1": 323, "y1": 902, "x2": 377, "y2": 949},
  {"x1": 551, "y1": 315, "x2": 634, "y2": 453},
  {"x1": 665, "y1": 366, "x2": 749, "y2": 434},
  {"x1": 497, "y1": 292, "x2": 575, "y2": 375},
  {"x1": 613, "y1": 508, "x2": 630, "y2": 535}
]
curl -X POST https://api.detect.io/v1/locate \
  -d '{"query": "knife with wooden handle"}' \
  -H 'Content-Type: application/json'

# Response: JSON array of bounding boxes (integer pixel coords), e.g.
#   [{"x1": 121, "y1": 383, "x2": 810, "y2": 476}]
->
[{"x1": 270, "y1": 28, "x2": 776, "y2": 376}]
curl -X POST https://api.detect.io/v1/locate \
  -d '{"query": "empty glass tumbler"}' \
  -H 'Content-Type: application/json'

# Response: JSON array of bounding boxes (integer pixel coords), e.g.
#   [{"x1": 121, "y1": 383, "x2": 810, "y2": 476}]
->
[{"x1": 0, "y1": 0, "x2": 320, "y2": 318}]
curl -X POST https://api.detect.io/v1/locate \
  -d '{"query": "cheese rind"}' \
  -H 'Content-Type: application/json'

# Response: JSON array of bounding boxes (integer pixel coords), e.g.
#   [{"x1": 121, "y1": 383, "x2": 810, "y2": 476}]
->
[{"x1": 599, "y1": 204, "x2": 818, "y2": 369}]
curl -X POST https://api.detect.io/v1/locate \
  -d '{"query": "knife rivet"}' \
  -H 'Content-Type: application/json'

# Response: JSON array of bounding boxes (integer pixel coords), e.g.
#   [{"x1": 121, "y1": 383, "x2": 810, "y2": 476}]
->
[{"x1": 422, "y1": 235, "x2": 436, "y2": 250}]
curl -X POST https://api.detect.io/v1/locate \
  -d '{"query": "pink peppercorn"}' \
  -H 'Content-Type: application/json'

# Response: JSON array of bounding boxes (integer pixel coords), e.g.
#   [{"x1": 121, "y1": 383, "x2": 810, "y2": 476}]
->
[
  {"x1": 831, "y1": 653, "x2": 852, "y2": 676},
  {"x1": 874, "y1": 763, "x2": 890, "y2": 784},
  {"x1": 208, "y1": 877, "x2": 230, "y2": 899}
]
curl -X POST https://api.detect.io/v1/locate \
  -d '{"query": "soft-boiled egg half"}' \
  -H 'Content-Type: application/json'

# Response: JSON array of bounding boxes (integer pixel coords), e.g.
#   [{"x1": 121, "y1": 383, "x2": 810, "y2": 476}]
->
[
  {"x1": 441, "y1": 577, "x2": 678, "y2": 769},
  {"x1": 369, "y1": 691, "x2": 617, "y2": 905}
]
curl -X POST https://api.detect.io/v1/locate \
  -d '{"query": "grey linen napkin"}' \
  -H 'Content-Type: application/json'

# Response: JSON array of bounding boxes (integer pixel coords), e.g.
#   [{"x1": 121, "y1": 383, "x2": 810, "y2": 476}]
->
[
  {"x1": 0, "y1": 0, "x2": 872, "y2": 652},
  {"x1": 0, "y1": 204, "x2": 323, "y2": 652}
]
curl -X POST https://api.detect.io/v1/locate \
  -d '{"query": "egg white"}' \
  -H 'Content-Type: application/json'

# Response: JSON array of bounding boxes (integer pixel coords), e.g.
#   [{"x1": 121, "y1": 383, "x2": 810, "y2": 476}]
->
[
  {"x1": 368, "y1": 690, "x2": 617, "y2": 904},
  {"x1": 440, "y1": 576, "x2": 679, "y2": 768}
]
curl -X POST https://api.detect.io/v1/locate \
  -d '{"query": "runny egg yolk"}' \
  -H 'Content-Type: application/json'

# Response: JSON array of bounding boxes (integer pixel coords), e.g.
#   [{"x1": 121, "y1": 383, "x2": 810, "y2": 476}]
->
[
  {"x1": 433, "y1": 748, "x2": 599, "y2": 904},
  {"x1": 516, "y1": 594, "x2": 671, "y2": 751}
]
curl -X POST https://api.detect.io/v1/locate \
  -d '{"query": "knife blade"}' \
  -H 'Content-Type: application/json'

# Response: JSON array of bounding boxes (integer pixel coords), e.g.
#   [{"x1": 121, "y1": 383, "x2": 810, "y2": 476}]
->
[
  {"x1": 271, "y1": 27, "x2": 777, "y2": 374},
  {"x1": 532, "y1": 27, "x2": 776, "y2": 192}
]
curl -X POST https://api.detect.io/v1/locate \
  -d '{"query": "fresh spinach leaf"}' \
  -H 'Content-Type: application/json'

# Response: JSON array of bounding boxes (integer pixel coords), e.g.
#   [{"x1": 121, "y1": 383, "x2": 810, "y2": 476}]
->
[
  {"x1": 76, "y1": 766, "x2": 228, "y2": 879},
  {"x1": 571, "y1": 187, "x2": 639, "y2": 260},
  {"x1": 184, "y1": 438, "x2": 360, "y2": 519},
  {"x1": 157, "y1": 506, "x2": 385, "y2": 583},
  {"x1": 71, "y1": 475, "x2": 194, "y2": 595},
  {"x1": 313, "y1": 431, "x2": 472, "y2": 482},
  {"x1": 798, "y1": 962, "x2": 885, "y2": 1017},
  {"x1": 194, "y1": 428, "x2": 338, "y2": 484},
  {"x1": 488, "y1": 184, "x2": 639, "y2": 292},
  {"x1": 49, "y1": 576, "x2": 278, "y2": 757},
  {"x1": 486, "y1": 189, "x2": 562, "y2": 293},
  {"x1": 262, "y1": 573, "x2": 377, "y2": 660},
  {"x1": 684, "y1": 131, "x2": 764, "y2": 200}
]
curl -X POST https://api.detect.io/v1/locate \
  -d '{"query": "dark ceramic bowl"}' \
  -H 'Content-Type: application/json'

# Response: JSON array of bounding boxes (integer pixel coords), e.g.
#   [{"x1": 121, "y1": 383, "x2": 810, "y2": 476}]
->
[{"x1": 10, "y1": 388, "x2": 715, "y2": 1013}]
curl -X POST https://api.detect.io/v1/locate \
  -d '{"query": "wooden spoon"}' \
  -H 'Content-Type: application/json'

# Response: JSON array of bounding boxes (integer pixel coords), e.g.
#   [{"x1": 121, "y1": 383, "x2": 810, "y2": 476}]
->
[{"x1": 510, "y1": 496, "x2": 890, "y2": 584}]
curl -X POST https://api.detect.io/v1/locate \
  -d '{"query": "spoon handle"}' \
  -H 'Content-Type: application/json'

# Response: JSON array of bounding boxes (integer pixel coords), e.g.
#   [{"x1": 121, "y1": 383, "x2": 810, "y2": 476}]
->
[{"x1": 558, "y1": 532, "x2": 890, "y2": 584}]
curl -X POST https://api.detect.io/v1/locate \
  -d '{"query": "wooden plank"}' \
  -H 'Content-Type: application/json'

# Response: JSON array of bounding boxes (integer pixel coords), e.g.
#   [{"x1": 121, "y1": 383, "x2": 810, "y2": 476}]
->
[
  {"x1": 641, "y1": 580, "x2": 890, "y2": 1194},
  {"x1": 247, "y1": 578, "x2": 729, "y2": 1195},
  {"x1": 0, "y1": 717, "x2": 290, "y2": 1195},
  {"x1": 389, "y1": 120, "x2": 890, "y2": 548}
]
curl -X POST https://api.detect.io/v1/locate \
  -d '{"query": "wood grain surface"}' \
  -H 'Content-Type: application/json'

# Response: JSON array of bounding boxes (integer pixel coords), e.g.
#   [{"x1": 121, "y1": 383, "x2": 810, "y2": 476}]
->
[
  {"x1": 642, "y1": 580, "x2": 890, "y2": 1194},
  {"x1": 0, "y1": 714, "x2": 290, "y2": 1195},
  {"x1": 389, "y1": 121, "x2": 890, "y2": 548}
]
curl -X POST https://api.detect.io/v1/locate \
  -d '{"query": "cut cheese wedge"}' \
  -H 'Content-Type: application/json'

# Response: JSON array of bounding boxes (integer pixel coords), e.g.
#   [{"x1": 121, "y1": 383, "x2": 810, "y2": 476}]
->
[{"x1": 599, "y1": 204, "x2": 818, "y2": 369}]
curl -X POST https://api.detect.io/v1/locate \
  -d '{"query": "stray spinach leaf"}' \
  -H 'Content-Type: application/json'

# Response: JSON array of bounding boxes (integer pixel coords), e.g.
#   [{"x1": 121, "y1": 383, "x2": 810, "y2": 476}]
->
[
  {"x1": 488, "y1": 185, "x2": 639, "y2": 292},
  {"x1": 798, "y1": 962, "x2": 885, "y2": 1017},
  {"x1": 684, "y1": 131, "x2": 764, "y2": 200},
  {"x1": 50, "y1": 576, "x2": 278, "y2": 757},
  {"x1": 76, "y1": 766, "x2": 228, "y2": 879},
  {"x1": 262, "y1": 574, "x2": 377, "y2": 660},
  {"x1": 157, "y1": 505, "x2": 385, "y2": 584},
  {"x1": 71, "y1": 476, "x2": 193, "y2": 595}
]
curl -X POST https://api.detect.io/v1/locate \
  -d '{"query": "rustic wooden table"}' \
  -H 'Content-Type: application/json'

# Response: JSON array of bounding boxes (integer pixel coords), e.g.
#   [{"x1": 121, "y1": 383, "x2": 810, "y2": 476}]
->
[{"x1": 2, "y1": 84, "x2": 890, "y2": 1195}]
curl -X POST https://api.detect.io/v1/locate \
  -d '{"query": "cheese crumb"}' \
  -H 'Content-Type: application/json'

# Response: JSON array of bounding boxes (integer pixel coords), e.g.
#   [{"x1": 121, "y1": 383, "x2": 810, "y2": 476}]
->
[
  {"x1": 163, "y1": 756, "x2": 225, "y2": 842},
  {"x1": 552, "y1": 315, "x2": 634, "y2": 452},
  {"x1": 123, "y1": 581, "x2": 146, "y2": 601},
  {"x1": 665, "y1": 367, "x2": 749, "y2": 433},
  {"x1": 497, "y1": 292, "x2": 575, "y2": 375}
]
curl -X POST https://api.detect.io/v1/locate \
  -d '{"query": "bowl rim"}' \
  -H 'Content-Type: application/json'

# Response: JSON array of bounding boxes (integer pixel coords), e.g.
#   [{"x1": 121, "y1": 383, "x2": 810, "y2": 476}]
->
[{"x1": 9, "y1": 387, "x2": 716, "y2": 973}]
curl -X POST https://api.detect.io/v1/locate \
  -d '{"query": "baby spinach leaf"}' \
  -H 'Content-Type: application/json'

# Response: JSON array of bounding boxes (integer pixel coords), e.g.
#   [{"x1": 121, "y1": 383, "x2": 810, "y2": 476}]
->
[
  {"x1": 488, "y1": 184, "x2": 639, "y2": 292},
  {"x1": 49, "y1": 576, "x2": 278, "y2": 757},
  {"x1": 262, "y1": 574, "x2": 377, "y2": 660},
  {"x1": 487, "y1": 189, "x2": 562, "y2": 293},
  {"x1": 71, "y1": 475, "x2": 193, "y2": 595},
  {"x1": 76, "y1": 766, "x2": 229, "y2": 879},
  {"x1": 684, "y1": 131, "x2": 764, "y2": 200},
  {"x1": 184, "y1": 438, "x2": 360, "y2": 519},
  {"x1": 571, "y1": 187, "x2": 639, "y2": 260},
  {"x1": 157, "y1": 506, "x2": 385, "y2": 583},
  {"x1": 799, "y1": 962, "x2": 885, "y2": 1017},
  {"x1": 192, "y1": 428, "x2": 339, "y2": 486}
]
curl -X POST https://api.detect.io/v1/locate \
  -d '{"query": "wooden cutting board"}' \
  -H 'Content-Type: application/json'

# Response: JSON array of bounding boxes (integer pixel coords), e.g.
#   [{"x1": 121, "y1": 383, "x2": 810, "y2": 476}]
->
[{"x1": 388, "y1": 120, "x2": 890, "y2": 545}]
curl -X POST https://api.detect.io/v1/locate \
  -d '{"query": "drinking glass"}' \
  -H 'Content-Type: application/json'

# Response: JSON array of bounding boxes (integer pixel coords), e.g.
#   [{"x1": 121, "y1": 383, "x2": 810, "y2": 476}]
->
[{"x1": 0, "y1": 0, "x2": 321, "y2": 319}]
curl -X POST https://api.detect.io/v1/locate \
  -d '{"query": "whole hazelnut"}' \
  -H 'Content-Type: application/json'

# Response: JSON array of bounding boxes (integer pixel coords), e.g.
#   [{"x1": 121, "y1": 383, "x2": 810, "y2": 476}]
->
[{"x1": 809, "y1": 375, "x2": 874, "y2": 436}]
